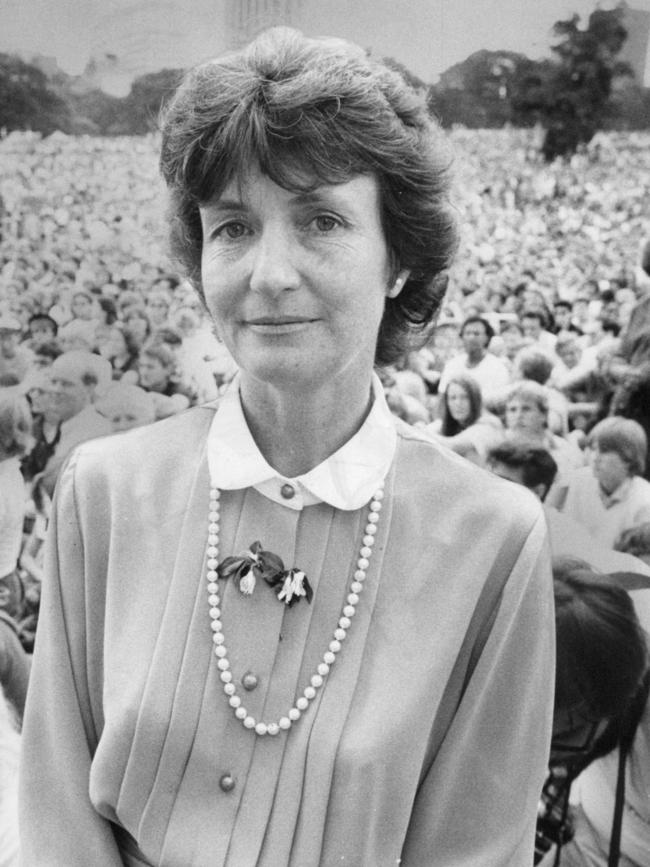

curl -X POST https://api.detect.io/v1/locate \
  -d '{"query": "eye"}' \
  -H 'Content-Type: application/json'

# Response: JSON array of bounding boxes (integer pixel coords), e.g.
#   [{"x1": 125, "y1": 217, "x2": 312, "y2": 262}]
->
[
  {"x1": 312, "y1": 214, "x2": 341, "y2": 232},
  {"x1": 212, "y1": 221, "x2": 248, "y2": 240}
]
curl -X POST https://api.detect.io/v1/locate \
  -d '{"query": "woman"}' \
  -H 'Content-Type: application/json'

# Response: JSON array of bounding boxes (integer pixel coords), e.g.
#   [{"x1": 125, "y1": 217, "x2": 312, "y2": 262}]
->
[
  {"x1": 425, "y1": 373, "x2": 504, "y2": 465},
  {"x1": 537, "y1": 558, "x2": 650, "y2": 867},
  {"x1": 20, "y1": 28, "x2": 554, "y2": 866},
  {"x1": 0, "y1": 389, "x2": 32, "y2": 622},
  {"x1": 559, "y1": 417, "x2": 650, "y2": 549}
]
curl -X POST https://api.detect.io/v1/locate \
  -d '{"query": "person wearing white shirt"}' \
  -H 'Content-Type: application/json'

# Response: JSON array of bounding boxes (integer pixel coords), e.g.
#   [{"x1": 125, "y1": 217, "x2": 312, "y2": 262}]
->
[{"x1": 438, "y1": 315, "x2": 511, "y2": 402}]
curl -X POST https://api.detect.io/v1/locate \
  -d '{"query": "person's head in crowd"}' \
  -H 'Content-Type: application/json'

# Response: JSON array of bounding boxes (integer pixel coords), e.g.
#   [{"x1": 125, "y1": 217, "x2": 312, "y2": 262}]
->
[
  {"x1": 95, "y1": 384, "x2": 156, "y2": 433},
  {"x1": 58, "y1": 318, "x2": 96, "y2": 353},
  {"x1": 0, "y1": 388, "x2": 34, "y2": 461},
  {"x1": 486, "y1": 288, "x2": 506, "y2": 313},
  {"x1": 550, "y1": 556, "x2": 649, "y2": 766},
  {"x1": 598, "y1": 290, "x2": 619, "y2": 328},
  {"x1": 614, "y1": 523, "x2": 650, "y2": 563},
  {"x1": 145, "y1": 292, "x2": 171, "y2": 328},
  {"x1": 572, "y1": 296, "x2": 591, "y2": 326},
  {"x1": 520, "y1": 309, "x2": 547, "y2": 343},
  {"x1": 70, "y1": 290, "x2": 95, "y2": 322},
  {"x1": 122, "y1": 307, "x2": 151, "y2": 350},
  {"x1": 515, "y1": 346, "x2": 554, "y2": 386},
  {"x1": 487, "y1": 442, "x2": 558, "y2": 501},
  {"x1": 587, "y1": 417, "x2": 647, "y2": 495},
  {"x1": 49, "y1": 351, "x2": 112, "y2": 423},
  {"x1": 439, "y1": 375, "x2": 482, "y2": 436},
  {"x1": 505, "y1": 381, "x2": 549, "y2": 441},
  {"x1": 152, "y1": 327, "x2": 184, "y2": 349},
  {"x1": 27, "y1": 313, "x2": 58, "y2": 343},
  {"x1": 160, "y1": 27, "x2": 458, "y2": 367},
  {"x1": 459, "y1": 316, "x2": 494, "y2": 363},
  {"x1": 100, "y1": 284, "x2": 121, "y2": 302},
  {"x1": 555, "y1": 332, "x2": 582, "y2": 370},
  {"x1": 31, "y1": 339, "x2": 63, "y2": 369},
  {"x1": 500, "y1": 321, "x2": 525, "y2": 362},
  {"x1": 552, "y1": 300, "x2": 573, "y2": 333},
  {"x1": 0, "y1": 316, "x2": 23, "y2": 360},
  {"x1": 22, "y1": 370, "x2": 53, "y2": 418},
  {"x1": 138, "y1": 341, "x2": 177, "y2": 393},
  {"x1": 116, "y1": 290, "x2": 143, "y2": 319},
  {"x1": 98, "y1": 324, "x2": 137, "y2": 368},
  {"x1": 172, "y1": 306, "x2": 200, "y2": 338},
  {"x1": 96, "y1": 297, "x2": 118, "y2": 327}
]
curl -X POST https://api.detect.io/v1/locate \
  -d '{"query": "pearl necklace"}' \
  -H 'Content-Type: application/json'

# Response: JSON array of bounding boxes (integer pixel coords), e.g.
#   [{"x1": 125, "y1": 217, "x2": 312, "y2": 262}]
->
[{"x1": 205, "y1": 485, "x2": 384, "y2": 735}]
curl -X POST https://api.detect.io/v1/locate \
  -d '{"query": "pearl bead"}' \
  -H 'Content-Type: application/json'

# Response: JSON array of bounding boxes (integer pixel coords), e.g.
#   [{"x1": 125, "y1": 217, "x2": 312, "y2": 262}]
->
[
  {"x1": 206, "y1": 484, "x2": 384, "y2": 736},
  {"x1": 219, "y1": 773, "x2": 235, "y2": 793}
]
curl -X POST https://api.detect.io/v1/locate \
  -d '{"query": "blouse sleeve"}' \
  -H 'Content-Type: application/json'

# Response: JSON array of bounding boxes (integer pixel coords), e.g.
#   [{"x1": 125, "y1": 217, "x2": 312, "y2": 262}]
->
[
  {"x1": 400, "y1": 511, "x2": 555, "y2": 867},
  {"x1": 19, "y1": 453, "x2": 124, "y2": 866}
]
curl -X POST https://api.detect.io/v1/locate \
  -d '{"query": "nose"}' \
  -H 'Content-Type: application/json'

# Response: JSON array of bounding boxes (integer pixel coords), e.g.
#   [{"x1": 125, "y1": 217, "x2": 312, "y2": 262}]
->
[{"x1": 248, "y1": 228, "x2": 300, "y2": 297}]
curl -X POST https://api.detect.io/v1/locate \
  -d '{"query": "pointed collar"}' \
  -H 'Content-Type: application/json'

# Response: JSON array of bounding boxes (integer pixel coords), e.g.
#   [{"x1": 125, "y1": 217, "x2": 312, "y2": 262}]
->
[{"x1": 207, "y1": 373, "x2": 396, "y2": 511}]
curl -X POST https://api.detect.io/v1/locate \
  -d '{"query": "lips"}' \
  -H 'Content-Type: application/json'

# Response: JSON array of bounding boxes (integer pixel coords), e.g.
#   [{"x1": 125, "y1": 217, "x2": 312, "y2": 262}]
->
[{"x1": 245, "y1": 316, "x2": 317, "y2": 325}]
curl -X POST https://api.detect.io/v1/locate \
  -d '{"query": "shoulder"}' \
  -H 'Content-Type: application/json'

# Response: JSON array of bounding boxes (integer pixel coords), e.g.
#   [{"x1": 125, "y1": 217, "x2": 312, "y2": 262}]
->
[
  {"x1": 394, "y1": 419, "x2": 543, "y2": 533},
  {"x1": 68, "y1": 405, "x2": 216, "y2": 490}
]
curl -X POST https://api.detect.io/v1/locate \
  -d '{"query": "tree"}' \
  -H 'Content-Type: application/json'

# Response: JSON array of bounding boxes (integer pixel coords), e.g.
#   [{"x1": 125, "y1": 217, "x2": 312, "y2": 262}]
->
[
  {"x1": 0, "y1": 53, "x2": 71, "y2": 134},
  {"x1": 537, "y1": 6, "x2": 634, "y2": 160},
  {"x1": 122, "y1": 68, "x2": 185, "y2": 134}
]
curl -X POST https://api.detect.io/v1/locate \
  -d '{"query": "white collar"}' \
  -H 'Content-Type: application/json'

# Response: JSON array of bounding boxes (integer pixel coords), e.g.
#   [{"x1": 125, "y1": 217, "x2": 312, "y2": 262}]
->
[{"x1": 207, "y1": 373, "x2": 396, "y2": 511}]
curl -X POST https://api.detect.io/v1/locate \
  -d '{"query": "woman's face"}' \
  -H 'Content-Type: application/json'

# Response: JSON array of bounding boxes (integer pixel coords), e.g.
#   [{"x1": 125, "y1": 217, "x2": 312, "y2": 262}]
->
[
  {"x1": 199, "y1": 167, "x2": 397, "y2": 394},
  {"x1": 71, "y1": 294, "x2": 94, "y2": 321},
  {"x1": 446, "y1": 383, "x2": 472, "y2": 426},
  {"x1": 591, "y1": 447, "x2": 630, "y2": 494},
  {"x1": 139, "y1": 356, "x2": 170, "y2": 391},
  {"x1": 505, "y1": 396, "x2": 546, "y2": 438}
]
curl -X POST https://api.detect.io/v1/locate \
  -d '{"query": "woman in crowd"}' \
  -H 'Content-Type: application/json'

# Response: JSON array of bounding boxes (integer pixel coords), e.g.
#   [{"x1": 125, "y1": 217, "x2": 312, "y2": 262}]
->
[
  {"x1": 0, "y1": 389, "x2": 32, "y2": 622},
  {"x1": 20, "y1": 28, "x2": 554, "y2": 866},
  {"x1": 425, "y1": 373, "x2": 504, "y2": 465},
  {"x1": 98, "y1": 323, "x2": 141, "y2": 380},
  {"x1": 559, "y1": 417, "x2": 650, "y2": 549},
  {"x1": 537, "y1": 557, "x2": 650, "y2": 867}
]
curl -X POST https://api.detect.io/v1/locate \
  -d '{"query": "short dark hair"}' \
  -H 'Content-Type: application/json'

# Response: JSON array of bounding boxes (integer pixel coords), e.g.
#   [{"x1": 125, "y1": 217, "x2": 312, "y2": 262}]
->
[
  {"x1": 28, "y1": 313, "x2": 58, "y2": 336},
  {"x1": 521, "y1": 308, "x2": 545, "y2": 326},
  {"x1": 460, "y1": 315, "x2": 494, "y2": 343},
  {"x1": 487, "y1": 442, "x2": 558, "y2": 492},
  {"x1": 159, "y1": 27, "x2": 459, "y2": 365},
  {"x1": 552, "y1": 556, "x2": 649, "y2": 719},
  {"x1": 516, "y1": 347, "x2": 554, "y2": 385}
]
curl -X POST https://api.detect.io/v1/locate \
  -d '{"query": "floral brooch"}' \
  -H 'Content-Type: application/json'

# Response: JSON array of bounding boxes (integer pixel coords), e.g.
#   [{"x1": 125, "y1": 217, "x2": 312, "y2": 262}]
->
[{"x1": 217, "y1": 541, "x2": 313, "y2": 607}]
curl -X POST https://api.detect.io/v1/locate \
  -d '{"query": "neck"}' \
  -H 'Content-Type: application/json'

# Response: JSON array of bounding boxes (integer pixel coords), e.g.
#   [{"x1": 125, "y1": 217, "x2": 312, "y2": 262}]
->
[
  {"x1": 466, "y1": 349, "x2": 485, "y2": 366},
  {"x1": 239, "y1": 371, "x2": 375, "y2": 478}
]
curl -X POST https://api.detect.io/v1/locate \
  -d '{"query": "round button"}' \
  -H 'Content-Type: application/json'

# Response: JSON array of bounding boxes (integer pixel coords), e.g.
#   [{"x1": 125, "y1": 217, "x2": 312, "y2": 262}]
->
[
  {"x1": 280, "y1": 483, "x2": 295, "y2": 500},
  {"x1": 242, "y1": 672, "x2": 259, "y2": 691},
  {"x1": 219, "y1": 774, "x2": 236, "y2": 793}
]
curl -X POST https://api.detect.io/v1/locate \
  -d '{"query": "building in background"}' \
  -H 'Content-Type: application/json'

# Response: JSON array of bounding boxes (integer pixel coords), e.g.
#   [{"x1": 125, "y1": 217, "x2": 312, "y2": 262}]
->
[{"x1": 225, "y1": 0, "x2": 303, "y2": 48}]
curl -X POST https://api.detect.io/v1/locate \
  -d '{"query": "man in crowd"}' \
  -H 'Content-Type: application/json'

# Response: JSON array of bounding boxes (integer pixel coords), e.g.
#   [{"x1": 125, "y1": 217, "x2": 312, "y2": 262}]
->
[
  {"x1": 41, "y1": 350, "x2": 113, "y2": 496},
  {"x1": 0, "y1": 315, "x2": 33, "y2": 384},
  {"x1": 437, "y1": 315, "x2": 510, "y2": 402}
]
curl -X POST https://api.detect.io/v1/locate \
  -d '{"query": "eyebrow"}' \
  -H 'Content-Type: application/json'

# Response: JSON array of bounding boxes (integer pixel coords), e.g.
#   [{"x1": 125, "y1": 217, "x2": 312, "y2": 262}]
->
[{"x1": 205, "y1": 187, "x2": 347, "y2": 214}]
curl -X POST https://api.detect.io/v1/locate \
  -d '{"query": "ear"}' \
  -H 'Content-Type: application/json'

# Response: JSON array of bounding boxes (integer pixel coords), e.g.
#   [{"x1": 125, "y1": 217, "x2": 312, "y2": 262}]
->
[{"x1": 386, "y1": 268, "x2": 411, "y2": 299}]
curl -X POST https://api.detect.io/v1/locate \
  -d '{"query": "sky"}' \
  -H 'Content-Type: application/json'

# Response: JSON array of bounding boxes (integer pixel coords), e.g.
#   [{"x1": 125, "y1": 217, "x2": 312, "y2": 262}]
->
[{"x1": 1, "y1": 0, "x2": 648, "y2": 94}]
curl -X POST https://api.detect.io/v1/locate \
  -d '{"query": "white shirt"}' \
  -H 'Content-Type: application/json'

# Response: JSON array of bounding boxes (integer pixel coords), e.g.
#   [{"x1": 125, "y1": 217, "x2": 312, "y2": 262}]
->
[
  {"x1": 438, "y1": 351, "x2": 511, "y2": 401},
  {"x1": 207, "y1": 373, "x2": 397, "y2": 512},
  {"x1": 0, "y1": 458, "x2": 26, "y2": 579},
  {"x1": 561, "y1": 466, "x2": 650, "y2": 549}
]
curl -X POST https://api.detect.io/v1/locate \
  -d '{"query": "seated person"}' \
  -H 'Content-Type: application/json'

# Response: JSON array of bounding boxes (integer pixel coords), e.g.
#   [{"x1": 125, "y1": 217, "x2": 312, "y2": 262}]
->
[{"x1": 536, "y1": 558, "x2": 650, "y2": 867}]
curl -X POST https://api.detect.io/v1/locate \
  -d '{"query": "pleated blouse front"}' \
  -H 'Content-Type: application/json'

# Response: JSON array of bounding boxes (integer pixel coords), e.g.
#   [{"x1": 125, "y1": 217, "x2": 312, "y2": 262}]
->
[{"x1": 20, "y1": 407, "x2": 554, "y2": 867}]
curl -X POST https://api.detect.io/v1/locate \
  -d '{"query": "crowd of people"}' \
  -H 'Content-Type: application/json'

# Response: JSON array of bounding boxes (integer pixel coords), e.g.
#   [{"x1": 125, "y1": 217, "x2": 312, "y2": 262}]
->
[{"x1": 2, "y1": 106, "x2": 650, "y2": 864}]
